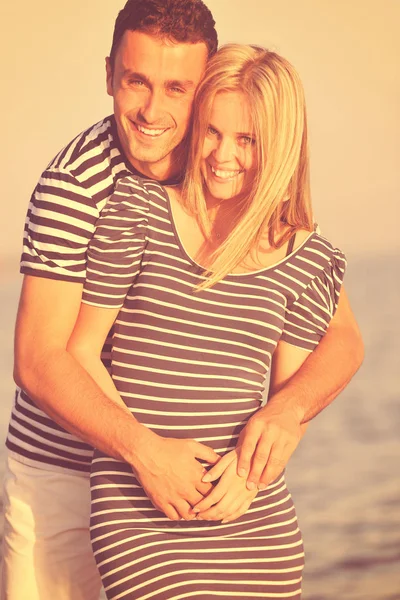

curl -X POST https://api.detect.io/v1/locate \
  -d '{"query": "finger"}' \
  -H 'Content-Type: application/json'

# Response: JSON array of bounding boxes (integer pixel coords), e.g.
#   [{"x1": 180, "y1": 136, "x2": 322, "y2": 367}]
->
[
  {"x1": 192, "y1": 481, "x2": 227, "y2": 514},
  {"x1": 237, "y1": 426, "x2": 261, "y2": 477},
  {"x1": 258, "y1": 444, "x2": 288, "y2": 489},
  {"x1": 197, "y1": 503, "x2": 226, "y2": 521},
  {"x1": 174, "y1": 499, "x2": 197, "y2": 521},
  {"x1": 161, "y1": 503, "x2": 181, "y2": 521},
  {"x1": 246, "y1": 437, "x2": 272, "y2": 489},
  {"x1": 202, "y1": 452, "x2": 236, "y2": 483},
  {"x1": 196, "y1": 492, "x2": 232, "y2": 521},
  {"x1": 187, "y1": 488, "x2": 208, "y2": 506},
  {"x1": 221, "y1": 504, "x2": 247, "y2": 524},
  {"x1": 196, "y1": 482, "x2": 248, "y2": 521},
  {"x1": 220, "y1": 493, "x2": 256, "y2": 524},
  {"x1": 202, "y1": 496, "x2": 242, "y2": 522},
  {"x1": 195, "y1": 476, "x2": 215, "y2": 496},
  {"x1": 192, "y1": 441, "x2": 220, "y2": 464}
]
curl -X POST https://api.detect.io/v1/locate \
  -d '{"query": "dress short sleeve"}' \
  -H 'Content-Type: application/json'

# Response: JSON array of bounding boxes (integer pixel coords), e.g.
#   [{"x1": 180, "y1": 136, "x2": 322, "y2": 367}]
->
[
  {"x1": 280, "y1": 246, "x2": 347, "y2": 351},
  {"x1": 82, "y1": 176, "x2": 149, "y2": 308}
]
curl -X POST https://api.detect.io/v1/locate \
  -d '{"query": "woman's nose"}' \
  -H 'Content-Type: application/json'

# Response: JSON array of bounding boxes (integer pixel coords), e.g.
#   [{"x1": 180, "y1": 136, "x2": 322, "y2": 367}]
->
[{"x1": 212, "y1": 138, "x2": 234, "y2": 163}]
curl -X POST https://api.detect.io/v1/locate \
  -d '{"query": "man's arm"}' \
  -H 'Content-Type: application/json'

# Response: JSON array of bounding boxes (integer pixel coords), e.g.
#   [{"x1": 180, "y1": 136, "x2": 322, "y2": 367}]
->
[
  {"x1": 14, "y1": 275, "x2": 142, "y2": 461},
  {"x1": 267, "y1": 286, "x2": 364, "y2": 421},
  {"x1": 235, "y1": 287, "x2": 364, "y2": 489},
  {"x1": 14, "y1": 275, "x2": 218, "y2": 519}
]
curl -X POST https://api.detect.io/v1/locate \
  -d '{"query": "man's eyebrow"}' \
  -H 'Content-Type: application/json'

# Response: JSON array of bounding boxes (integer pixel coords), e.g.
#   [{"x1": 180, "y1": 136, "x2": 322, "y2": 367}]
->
[
  {"x1": 122, "y1": 70, "x2": 151, "y2": 85},
  {"x1": 121, "y1": 71, "x2": 195, "y2": 90}
]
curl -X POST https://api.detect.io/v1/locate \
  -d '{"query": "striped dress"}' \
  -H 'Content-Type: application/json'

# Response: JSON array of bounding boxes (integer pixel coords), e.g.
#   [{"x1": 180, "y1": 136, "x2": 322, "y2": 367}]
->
[{"x1": 83, "y1": 176, "x2": 346, "y2": 599}]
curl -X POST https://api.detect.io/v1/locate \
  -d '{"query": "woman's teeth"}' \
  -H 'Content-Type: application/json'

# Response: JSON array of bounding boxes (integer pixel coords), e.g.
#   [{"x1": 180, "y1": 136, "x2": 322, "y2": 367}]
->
[{"x1": 211, "y1": 166, "x2": 241, "y2": 179}]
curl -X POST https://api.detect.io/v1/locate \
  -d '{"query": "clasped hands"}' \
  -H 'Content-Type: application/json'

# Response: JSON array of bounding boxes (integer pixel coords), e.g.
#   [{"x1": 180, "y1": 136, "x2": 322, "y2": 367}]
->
[{"x1": 134, "y1": 406, "x2": 303, "y2": 523}]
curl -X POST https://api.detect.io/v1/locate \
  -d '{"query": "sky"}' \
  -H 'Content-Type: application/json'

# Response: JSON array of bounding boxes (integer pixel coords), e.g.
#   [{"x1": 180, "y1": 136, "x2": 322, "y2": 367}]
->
[{"x1": 1, "y1": 0, "x2": 399, "y2": 272}]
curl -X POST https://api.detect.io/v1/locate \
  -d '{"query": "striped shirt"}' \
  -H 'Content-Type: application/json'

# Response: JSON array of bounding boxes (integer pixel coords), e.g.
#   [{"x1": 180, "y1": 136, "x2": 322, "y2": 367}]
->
[
  {"x1": 81, "y1": 176, "x2": 346, "y2": 599},
  {"x1": 82, "y1": 175, "x2": 346, "y2": 443},
  {"x1": 8, "y1": 116, "x2": 155, "y2": 473}
]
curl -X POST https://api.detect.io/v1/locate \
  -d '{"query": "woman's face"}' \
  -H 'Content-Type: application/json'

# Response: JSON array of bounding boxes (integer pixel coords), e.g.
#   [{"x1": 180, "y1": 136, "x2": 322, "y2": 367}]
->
[{"x1": 201, "y1": 91, "x2": 257, "y2": 204}]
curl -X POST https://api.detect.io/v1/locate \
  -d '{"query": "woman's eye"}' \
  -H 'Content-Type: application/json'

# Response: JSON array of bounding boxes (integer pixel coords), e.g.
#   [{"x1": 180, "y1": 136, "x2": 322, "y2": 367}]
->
[
  {"x1": 241, "y1": 136, "x2": 255, "y2": 145},
  {"x1": 207, "y1": 126, "x2": 218, "y2": 136}
]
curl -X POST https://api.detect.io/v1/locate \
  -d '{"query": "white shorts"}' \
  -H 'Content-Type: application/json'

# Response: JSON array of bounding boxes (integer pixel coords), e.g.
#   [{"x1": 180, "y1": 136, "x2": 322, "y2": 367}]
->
[{"x1": 1, "y1": 453, "x2": 103, "y2": 600}]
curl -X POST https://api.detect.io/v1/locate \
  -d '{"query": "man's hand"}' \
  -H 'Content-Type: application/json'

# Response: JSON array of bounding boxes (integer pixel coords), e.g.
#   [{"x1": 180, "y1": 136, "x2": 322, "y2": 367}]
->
[
  {"x1": 192, "y1": 449, "x2": 258, "y2": 523},
  {"x1": 133, "y1": 431, "x2": 220, "y2": 521},
  {"x1": 235, "y1": 405, "x2": 302, "y2": 490}
]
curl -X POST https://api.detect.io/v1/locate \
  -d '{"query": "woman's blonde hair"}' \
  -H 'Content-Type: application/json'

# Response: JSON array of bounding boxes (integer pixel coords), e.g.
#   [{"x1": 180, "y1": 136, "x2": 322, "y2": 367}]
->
[{"x1": 181, "y1": 44, "x2": 313, "y2": 290}]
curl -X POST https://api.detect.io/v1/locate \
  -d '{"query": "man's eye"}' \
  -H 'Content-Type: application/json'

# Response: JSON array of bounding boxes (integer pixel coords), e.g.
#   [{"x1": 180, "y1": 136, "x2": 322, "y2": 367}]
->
[
  {"x1": 129, "y1": 80, "x2": 145, "y2": 86},
  {"x1": 169, "y1": 87, "x2": 185, "y2": 94}
]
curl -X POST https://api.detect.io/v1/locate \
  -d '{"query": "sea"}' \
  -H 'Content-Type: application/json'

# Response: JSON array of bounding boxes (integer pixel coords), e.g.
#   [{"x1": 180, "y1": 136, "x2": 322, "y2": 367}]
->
[{"x1": 0, "y1": 254, "x2": 399, "y2": 600}]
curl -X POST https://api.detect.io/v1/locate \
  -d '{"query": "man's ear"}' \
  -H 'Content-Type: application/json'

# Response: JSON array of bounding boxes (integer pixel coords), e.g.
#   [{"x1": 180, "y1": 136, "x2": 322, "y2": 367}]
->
[{"x1": 105, "y1": 57, "x2": 113, "y2": 97}]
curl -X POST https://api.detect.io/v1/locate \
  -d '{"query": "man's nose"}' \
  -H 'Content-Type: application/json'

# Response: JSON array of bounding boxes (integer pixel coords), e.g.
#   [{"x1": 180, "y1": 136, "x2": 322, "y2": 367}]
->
[{"x1": 139, "y1": 89, "x2": 164, "y2": 124}]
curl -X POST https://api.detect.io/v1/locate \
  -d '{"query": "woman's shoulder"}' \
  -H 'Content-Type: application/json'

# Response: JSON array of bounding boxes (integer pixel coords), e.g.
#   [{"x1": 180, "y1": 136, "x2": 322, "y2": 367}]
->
[
  {"x1": 310, "y1": 229, "x2": 346, "y2": 263},
  {"x1": 278, "y1": 227, "x2": 347, "y2": 290},
  {"x1": 291, "y1": 228, "x2": 313, "y2": 251},
  {"x1": 163, "y1": 184, "x2": 183, "y2": 200},
  {"x1": 295, "y1": 230, "x2": 347, "y2": 291}
]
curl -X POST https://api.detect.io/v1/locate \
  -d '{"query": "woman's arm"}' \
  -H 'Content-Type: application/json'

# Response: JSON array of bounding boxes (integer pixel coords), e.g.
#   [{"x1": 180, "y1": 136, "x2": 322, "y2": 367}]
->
[
  {"x1": 67, "y1": 304, "x2": 125, "y2": 407},
  {"x1": 67, "y1": 302, "x2": 219, "y2": 520}
]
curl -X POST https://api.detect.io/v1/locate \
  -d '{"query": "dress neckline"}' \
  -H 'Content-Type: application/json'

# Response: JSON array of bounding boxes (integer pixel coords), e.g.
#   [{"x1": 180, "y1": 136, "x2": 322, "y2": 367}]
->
[{"x1": 163, "y1": 186, "x2": 315, "y2": 280}]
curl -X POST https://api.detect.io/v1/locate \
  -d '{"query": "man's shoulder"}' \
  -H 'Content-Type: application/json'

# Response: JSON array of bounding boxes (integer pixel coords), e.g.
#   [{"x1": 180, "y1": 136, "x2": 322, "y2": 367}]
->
[
  {"x1": 46, "y1": 115, "x2": 117, "y2": 176},
  {"x1": 114, "y1": 174, "x2": 169, "y2": 200}
]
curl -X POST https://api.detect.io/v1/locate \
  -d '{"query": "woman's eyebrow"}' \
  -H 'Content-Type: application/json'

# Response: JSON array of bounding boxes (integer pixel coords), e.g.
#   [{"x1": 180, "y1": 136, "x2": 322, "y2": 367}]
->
[{"x1": 207, "y1": 122, "x2": 254, "y2": 137}]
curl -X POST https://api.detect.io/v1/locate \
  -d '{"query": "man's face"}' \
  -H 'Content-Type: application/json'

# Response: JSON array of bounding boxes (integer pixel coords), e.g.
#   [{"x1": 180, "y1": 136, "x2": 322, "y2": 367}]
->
[{"x1": 107, "y1": 31, "x2": 208, "y2": 180}]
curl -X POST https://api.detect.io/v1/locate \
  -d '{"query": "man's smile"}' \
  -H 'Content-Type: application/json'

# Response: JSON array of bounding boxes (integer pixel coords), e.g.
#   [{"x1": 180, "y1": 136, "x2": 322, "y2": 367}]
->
[{"x1": 132, "y1": 121, "x2": 170, "y2": 138}]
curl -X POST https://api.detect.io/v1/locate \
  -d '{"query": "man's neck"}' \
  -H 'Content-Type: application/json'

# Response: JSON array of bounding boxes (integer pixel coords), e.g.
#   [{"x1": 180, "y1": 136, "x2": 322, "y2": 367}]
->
[
  {"x1": 130, "y1": 142, "x2": 187, "y2": 185},
  {"x1": 130, "y1": 158, "x2": 179, "y2": 183}
]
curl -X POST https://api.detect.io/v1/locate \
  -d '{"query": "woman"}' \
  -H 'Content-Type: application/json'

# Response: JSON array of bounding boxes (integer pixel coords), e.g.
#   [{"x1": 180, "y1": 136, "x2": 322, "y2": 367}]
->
[{"x1": 69, "y1": 45, "x2": 346, "y2": 599}]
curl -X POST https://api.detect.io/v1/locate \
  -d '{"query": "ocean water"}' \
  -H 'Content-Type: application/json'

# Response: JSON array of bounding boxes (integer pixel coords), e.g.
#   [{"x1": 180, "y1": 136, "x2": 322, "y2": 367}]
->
[{"x1": 0, "y1": 255, "x2": 399, "y2": 600}]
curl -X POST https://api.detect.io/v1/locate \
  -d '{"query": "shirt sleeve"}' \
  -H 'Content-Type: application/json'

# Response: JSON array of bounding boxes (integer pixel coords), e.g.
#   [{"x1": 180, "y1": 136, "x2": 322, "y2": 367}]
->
[
  {"x1": 82, "y1": 176, "x2": 149, "y2": 308},
  {"x1": 280, "y1": 246, "x2": 347, "y2": 351},
  {"x1": 20, "y1": 168, "x2": 98, "y2": 283}
]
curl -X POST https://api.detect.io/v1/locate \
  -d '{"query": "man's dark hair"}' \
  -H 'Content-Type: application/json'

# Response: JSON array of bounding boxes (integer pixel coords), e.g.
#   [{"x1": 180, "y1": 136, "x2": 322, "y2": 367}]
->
[{"x1": 110, "y1": 0, "x2": 218, "y2": 68}]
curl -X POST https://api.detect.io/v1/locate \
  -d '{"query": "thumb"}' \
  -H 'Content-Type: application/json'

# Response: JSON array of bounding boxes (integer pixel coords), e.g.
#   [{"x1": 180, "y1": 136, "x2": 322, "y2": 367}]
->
[{"x1": 192, "y1": 441, "x2": 220, "y2": 464}]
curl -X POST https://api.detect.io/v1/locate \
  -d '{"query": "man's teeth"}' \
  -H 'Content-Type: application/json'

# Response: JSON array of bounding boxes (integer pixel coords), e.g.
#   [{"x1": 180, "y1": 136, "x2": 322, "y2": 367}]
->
[
  {"x1": 211, "y1": 167, "x2": 241, "y2": 179},
  {"x1": 137, "y1": 124, "x2": 166, "y2": 137}
]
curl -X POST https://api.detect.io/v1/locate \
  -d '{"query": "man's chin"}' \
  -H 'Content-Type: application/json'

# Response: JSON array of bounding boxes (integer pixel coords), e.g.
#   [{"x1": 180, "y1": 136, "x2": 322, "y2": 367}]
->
[
  {"x1": 128, "y1": 147, "x2": 170, "y2": 165},
  {"x1": 123, "y1": 144, "x2": 177, "y2": 178}
]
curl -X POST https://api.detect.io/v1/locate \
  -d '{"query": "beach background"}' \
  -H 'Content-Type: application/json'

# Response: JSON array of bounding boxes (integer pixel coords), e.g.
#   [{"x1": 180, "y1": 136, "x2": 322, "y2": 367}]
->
[
  {"x1": 1, "y1": 0, "x2": 399, "y2": 598},
  {"x1": 1, "y1": 255, "x2": 400, "y2": 600},
  {"x1": 1, "y1": 254, "x2": 400, "y2": 600}
]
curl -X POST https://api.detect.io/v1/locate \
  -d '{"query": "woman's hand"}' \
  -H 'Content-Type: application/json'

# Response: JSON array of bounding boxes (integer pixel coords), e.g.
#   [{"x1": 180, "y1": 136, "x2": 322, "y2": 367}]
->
[{"x1": 192, "y1": 449, "x2": 258, "y2": 523}]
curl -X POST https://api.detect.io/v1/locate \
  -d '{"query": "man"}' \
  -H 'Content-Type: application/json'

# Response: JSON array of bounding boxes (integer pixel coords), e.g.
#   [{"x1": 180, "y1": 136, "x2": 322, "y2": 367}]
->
[{"x1": 2, "y1": 1, "x2": 363, "y2": 599}]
